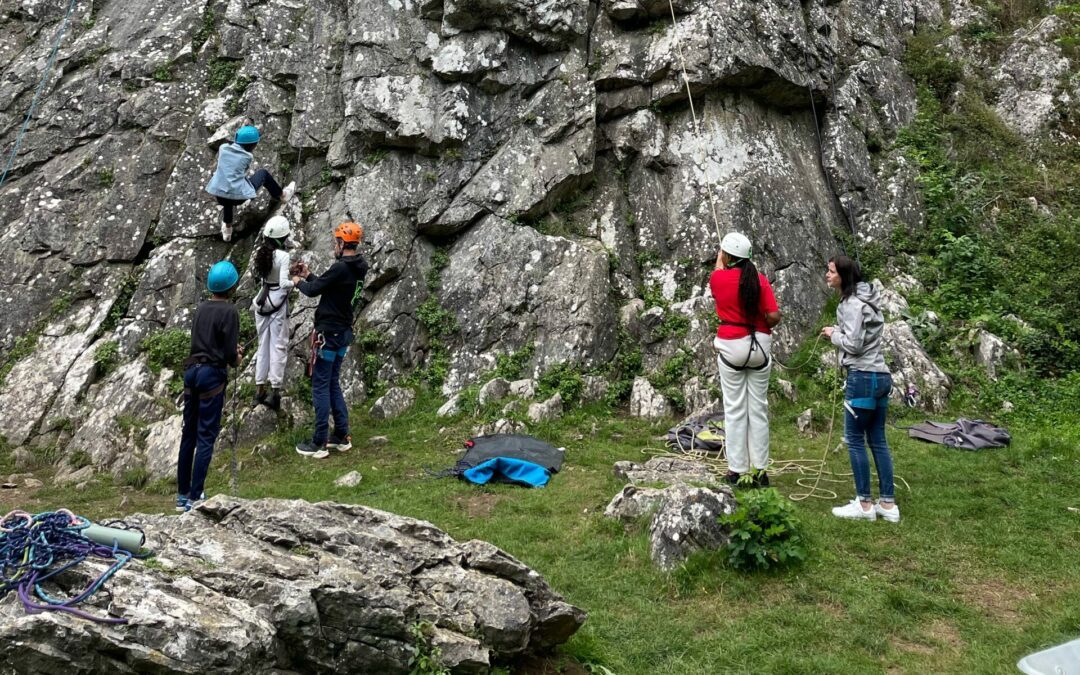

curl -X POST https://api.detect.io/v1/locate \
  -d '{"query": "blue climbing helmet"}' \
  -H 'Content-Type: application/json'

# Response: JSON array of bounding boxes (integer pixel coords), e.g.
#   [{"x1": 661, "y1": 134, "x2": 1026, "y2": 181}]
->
[
  {"x1": 207, "y1": 260, "x2": 239, "y2": 293},
  {"x1": 235, "y1": 125, "x2": 260, "y2": 145}
]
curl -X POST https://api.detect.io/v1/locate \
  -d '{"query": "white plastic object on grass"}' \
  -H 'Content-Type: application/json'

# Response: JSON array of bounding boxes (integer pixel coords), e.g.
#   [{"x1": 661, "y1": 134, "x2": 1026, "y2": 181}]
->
[{"x1": 1017, "y1": 637, "x2": 1080, "y2": 675}]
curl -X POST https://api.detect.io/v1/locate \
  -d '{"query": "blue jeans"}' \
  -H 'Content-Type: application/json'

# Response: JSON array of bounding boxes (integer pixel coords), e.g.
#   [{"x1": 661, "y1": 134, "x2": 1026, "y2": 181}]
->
[
  {"x1": 215, "y1": 169, "x2": 282, "y2": 224},
  {"x1": 177, "y1": 364, "x2": 227, "y2": 500},
  {"x1": 844, "y1": 370, "x2": 895, "y2": 503},
  {"x1": 311, "y1": 328, "x2": 352, "y2": 446}
]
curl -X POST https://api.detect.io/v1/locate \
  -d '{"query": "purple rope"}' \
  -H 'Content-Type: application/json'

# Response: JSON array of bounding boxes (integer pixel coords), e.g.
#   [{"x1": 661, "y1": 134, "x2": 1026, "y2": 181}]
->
[{"x1": 1, "y1": 511, "x2": 133, "y2": 624}]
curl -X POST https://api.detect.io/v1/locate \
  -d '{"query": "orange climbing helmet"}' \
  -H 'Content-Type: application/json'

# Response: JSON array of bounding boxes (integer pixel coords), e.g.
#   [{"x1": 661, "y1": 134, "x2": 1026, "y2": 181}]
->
[{"x1": 334, "y1": 222, "x2": 363, "y2": 245}]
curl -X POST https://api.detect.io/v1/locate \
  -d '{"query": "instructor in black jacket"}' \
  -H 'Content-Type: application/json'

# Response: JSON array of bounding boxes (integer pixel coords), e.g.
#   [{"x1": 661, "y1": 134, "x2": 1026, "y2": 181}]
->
[{"x1": 291, "y1": 222, "x2": 369, "y2": 458}]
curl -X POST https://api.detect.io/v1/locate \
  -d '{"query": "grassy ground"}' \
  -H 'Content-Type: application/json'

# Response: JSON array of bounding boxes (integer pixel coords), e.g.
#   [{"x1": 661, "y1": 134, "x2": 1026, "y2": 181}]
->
[{"x1": 5, "y1": 388, "x2": 1079, "y2": 675}]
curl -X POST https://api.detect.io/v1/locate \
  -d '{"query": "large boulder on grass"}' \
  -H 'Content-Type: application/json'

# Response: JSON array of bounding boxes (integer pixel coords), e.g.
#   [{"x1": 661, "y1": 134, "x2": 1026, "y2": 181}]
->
[{"x1": 0, "y1": 497, "x2": 586, "y2": 672}]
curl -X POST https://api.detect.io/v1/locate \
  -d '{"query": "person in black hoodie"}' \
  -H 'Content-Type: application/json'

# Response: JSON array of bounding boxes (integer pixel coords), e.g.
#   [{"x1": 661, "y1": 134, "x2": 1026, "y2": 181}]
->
[
  {"x1": 292, "y1": 222, "x2": 369, "y2": 458},
  {"x1": 176, "y1": 260, "x2": 241, "y2": 512}
]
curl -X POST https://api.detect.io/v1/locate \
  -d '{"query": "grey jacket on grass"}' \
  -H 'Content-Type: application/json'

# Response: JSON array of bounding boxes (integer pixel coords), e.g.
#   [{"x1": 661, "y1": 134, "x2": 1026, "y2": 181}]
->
[{"x1": 831, "y1": 281, "x2": 889, "y2": 373}]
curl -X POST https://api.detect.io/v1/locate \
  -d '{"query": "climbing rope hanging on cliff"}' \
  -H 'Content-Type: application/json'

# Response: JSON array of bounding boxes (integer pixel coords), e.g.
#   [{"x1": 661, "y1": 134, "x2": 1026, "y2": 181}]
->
[
  {"x1": 666, "y1": 0, "x2": 723, "y2": 245},
  {"x1": 0, "y1": 0, "x2": 79, "y2": 192}
]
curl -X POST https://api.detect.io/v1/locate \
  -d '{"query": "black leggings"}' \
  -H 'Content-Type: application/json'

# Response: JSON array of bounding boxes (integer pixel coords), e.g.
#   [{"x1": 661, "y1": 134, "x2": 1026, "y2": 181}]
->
[{"x1": 216, "y1": 169, "x2": 283, "y2": 224}]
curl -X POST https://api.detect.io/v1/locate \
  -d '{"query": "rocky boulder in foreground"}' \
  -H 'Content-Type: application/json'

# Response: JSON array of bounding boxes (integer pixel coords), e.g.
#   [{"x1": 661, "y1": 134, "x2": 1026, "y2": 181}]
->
[{"x1": 0, "y1": 497, "x2": 585, "y2": 674}]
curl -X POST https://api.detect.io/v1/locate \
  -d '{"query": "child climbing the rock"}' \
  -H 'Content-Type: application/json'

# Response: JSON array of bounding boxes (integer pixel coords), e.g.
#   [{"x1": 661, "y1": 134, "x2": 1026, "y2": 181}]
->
[
  {"x1": 175, "y1": 260, "x2": 242, "y2": 512},
  {"x1": 206, "y1": 125, "x2": 295, "y2": 242}
]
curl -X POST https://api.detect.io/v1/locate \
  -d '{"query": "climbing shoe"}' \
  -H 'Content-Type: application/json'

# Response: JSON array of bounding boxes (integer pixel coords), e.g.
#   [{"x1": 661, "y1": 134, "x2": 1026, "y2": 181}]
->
[
  {"x1": 723, "y1": 471, "x2": 740, "y2": 485},
  {"x1": 295, "y1": 441, "x2": 330, "y2": 459},
  {"x1": 752, "y1": 470, "x2": 770, "y2": 488},
  {"x1": 266, "y1": 390, "x2": 282, "y2": 411},
  {"x1": 255, "y1": 388, "x2": 269, "y2": 407},
  {"x1": 175, "y1": 495, "x2": 189, "y2": 512},
  {"x1": 281, "y1": 181, "x2": 296, "y2": 203},
  {"x1": 327, "y1": 433, "x2": 351, "y2": 452}
]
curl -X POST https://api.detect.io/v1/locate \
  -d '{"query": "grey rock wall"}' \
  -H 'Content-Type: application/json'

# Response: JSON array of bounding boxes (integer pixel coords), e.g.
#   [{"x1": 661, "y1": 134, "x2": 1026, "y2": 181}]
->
[{"x1": 0, "y1": 0, "x2": 966, "y2": 463}]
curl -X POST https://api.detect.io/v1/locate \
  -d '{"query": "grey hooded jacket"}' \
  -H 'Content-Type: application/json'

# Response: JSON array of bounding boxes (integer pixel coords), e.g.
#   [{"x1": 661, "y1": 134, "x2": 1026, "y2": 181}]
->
[{"x1": 831, "y1": 281, "x2": 888, "y2": 373}]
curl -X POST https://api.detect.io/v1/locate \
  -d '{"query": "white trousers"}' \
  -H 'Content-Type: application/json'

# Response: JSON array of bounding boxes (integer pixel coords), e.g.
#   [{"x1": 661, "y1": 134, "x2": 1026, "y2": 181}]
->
[
  {"x1": 253, "y1": 293, "x2": 289, "y2": 388},
  {"x1": 715, "y1": 334, "x2": 773, "y2": 473}
]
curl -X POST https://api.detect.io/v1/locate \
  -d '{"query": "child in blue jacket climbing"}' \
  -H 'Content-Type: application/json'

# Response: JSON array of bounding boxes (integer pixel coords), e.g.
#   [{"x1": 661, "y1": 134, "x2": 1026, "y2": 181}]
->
[{"x1": 206, "y1": 125, "x2": 294, "y2": 242}]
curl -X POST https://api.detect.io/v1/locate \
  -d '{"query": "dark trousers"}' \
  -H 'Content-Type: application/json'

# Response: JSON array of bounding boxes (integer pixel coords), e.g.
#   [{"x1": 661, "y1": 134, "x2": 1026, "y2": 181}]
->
[
  {"x1": 844, "y1": 370, "x2": 895, "y2": 502},
  {"x1": 177, "y1": 364, "x2": 227, "y2": 500},
  {"x1": 215, "y1": 169, "x2": 283, "y2": 224},
  {"x1": 311, "y1": 328, "x2": 352, "y2": 446}
]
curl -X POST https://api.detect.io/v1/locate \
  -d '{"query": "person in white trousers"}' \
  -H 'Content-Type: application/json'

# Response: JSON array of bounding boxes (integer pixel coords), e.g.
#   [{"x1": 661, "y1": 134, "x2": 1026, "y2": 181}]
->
[
  {"x1": 709, "y1": 232, "x2": 783, "y2": 487},
  {"x1": 250, "y1": 216, "x2": 294, "y2": 410}
]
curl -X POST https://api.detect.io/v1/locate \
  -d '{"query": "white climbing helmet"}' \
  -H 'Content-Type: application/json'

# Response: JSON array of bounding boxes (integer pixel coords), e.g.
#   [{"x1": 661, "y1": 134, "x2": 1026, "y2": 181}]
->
[
  {"x1": 262, "y1": 215, "x2": 291, "y2": 240},
  {"x1": 720, "y1": 232, "x2": 752, "y2": 260}
]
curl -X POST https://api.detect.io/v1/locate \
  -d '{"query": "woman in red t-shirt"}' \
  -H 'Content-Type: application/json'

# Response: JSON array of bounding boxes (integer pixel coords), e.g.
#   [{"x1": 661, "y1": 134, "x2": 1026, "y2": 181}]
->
[{"x1": 709, "y1": 233, "x2": 783, "y2": 486}]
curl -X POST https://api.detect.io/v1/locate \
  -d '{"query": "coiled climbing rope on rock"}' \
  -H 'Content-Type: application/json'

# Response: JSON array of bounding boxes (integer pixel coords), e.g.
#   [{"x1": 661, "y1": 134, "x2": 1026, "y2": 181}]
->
[{"x1": 0, "y1": 509, "x2": 136, "y2": 623}]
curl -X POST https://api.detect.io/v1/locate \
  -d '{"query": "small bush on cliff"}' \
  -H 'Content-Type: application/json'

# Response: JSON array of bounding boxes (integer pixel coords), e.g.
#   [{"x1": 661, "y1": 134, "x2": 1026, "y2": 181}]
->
[
  {"x1": 143, "y1": 329, "x2": 191, "y2": 375},
  {"x1": 407, "y1": 622, "x2": 449, "y2": 675}
]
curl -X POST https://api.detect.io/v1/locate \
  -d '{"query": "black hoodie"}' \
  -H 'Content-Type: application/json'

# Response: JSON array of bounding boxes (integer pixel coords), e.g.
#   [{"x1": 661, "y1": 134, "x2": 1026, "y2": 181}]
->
[{"x1": 297, "y1": 254, "x2": 369, "y2": 332}]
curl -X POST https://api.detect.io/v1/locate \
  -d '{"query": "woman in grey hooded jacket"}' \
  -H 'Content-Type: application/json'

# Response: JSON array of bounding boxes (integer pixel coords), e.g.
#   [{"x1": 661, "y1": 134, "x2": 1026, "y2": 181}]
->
[{"x1": 822, "y1": 255, "x2": 900, "y2": 522}]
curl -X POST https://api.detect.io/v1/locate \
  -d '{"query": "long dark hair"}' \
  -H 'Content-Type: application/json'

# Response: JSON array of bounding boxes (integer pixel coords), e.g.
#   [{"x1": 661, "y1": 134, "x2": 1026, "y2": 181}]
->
[
  {"x1": 253, "y1": 238, "x2": 285, "y2": 279},
  {"x1": 730, "y1": 257, "x2": 761, "y2": 323},
  {"x1": 830, "y1": 255, "x2": 863, "y2": 299}
]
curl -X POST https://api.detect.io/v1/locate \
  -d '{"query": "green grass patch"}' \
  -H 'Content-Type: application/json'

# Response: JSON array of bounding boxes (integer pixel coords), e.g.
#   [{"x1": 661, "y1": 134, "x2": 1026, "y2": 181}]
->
[{"x1": 12, "y1": 389, "x2": 1080, "y2": 674}]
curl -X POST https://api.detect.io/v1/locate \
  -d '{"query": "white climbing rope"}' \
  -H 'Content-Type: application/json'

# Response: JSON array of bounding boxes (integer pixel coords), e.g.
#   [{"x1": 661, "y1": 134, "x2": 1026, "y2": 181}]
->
[{"x1": 666, "y1": 0, "x2": 723, "y2": 245}]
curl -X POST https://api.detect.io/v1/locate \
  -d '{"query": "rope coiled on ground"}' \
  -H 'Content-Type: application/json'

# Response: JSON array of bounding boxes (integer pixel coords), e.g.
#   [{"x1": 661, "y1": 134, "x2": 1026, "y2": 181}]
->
[{"x1": 0, "y1": 509, "x2": 135, "y2": 623}]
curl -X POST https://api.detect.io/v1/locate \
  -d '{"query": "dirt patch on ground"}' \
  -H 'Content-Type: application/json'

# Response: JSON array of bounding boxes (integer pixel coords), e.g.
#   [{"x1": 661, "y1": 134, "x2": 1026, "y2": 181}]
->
[
  {"x1": 890, "y1": 635, "x2": 935, "y2": 656},
  {"x1": 453, "y1": 492, "x2": 504, "y2": 519},
  {"x1": 927, "y1": 619, "x2": 964, "y2": 650},
  {"x1": 958, "y1": 577, "x2": 1036, "y2": 624}
]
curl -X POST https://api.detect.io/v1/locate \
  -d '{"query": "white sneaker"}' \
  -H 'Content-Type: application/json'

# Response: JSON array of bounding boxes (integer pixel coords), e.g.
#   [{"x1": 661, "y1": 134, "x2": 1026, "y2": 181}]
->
[
  {"x1": 875, "y1": 501, "x2": 901, "y2": 523},
  {"x1": 221, "y1": 223, "x2": 233, "y2": 242},
  {"x1": 280, "y1": 181, "x2": 296, "y2": 203},
  {"x1": 832, "y1": 499, "x2": 877, "y2": 521}
]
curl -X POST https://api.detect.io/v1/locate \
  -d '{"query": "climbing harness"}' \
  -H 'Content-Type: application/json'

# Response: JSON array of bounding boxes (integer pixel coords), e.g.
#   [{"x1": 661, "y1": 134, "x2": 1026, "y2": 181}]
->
[
  {"x1": 715, "y1": 320, "x2": 770, "y2": 372},
  {"x1": 0, "y1": 509, "x2": 146, "y2": 623},
  {"x1": 0, "y1": 0, "x2": 79, "y2": 192}
]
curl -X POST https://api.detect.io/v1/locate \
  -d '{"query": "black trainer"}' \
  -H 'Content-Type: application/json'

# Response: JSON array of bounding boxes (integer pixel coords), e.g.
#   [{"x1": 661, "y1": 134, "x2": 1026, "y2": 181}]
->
[
  {"x1": 266, "y1": 390, "x2": 281, "y2": 411},
  {"x1": 723, "y1": 471, "x2": 741, "y2": 485},
  {"x1": 753, "y1": 470, "x2": 770, "y2": 488},
  {"x1": 295, "y1": 441, "x2": 329, "y2": 459}
]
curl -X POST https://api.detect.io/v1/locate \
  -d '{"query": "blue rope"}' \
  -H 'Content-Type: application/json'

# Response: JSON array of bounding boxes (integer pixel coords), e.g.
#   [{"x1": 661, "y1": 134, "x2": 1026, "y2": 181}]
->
[
  {"x1": 0, "y1": 0, "x2": 79, "y2": 191},
  {"x1": 0, "y1": 510, "x2": 136, "y2": 623}
]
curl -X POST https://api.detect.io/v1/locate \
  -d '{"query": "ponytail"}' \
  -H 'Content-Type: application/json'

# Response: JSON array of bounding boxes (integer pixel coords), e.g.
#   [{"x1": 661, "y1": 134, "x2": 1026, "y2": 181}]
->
[
  {"x1": 253, "y1": 240, "x2": 275, "y2": 279},
  {"x1": 734, "y1": 258, "x2": 762, "y2": 324}
]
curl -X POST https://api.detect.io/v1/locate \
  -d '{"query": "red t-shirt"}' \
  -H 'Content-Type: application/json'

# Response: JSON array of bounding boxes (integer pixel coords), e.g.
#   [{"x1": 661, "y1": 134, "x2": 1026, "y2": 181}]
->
[{"x1": 709, "y1": 268, "x2": 779, "y2": 339}]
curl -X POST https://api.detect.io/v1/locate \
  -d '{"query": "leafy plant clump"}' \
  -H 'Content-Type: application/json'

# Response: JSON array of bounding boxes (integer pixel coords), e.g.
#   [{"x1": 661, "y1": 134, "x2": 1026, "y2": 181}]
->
[
  {"x1": 719, "y1": 488, "x2": 807, "y2": 571},
  {"x1": 207, "y1": 58, "x2": 241, "y2": 92},
  {"x1": 142, "y1": 329, "x2": 191, "y2": 375},
  {"x1": 407, "y1": 622, "x2": 449, "y2": 675},
  {"x1": 93, "y1": 340, "x2": 120, "y2": 377}
]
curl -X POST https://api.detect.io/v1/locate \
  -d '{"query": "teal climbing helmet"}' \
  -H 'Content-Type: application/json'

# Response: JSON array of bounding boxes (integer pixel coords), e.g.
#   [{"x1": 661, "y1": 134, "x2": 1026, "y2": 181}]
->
[
  {"x1": 235, "y1": 125, "x2": 260, "y2": 144},
  {"x1": 207, "y1": 260, "x2": 239, "y2": 293}
]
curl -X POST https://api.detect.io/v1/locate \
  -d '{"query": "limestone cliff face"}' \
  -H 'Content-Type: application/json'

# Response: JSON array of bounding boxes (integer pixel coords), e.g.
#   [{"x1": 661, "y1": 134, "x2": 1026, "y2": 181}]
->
[{"x1": 0, "y1": 0, "x2": 955, "y2": 467}]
